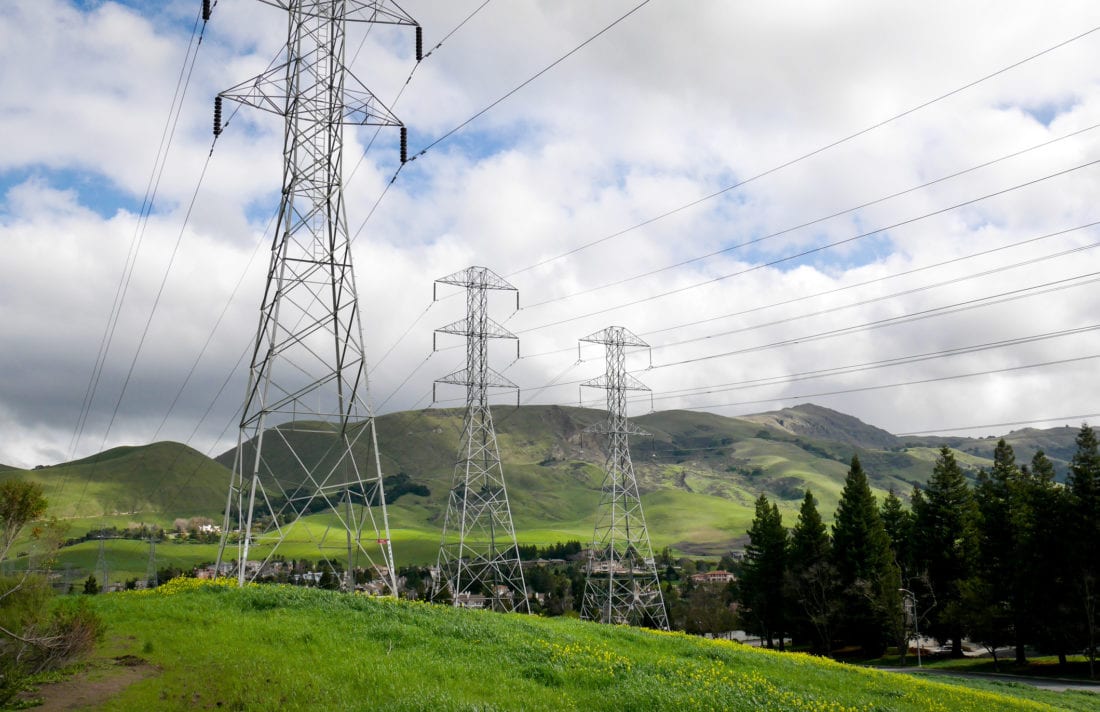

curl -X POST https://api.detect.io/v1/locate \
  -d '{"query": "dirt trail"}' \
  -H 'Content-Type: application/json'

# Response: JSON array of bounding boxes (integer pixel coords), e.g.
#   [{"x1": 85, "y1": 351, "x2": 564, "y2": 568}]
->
[{"x1": 26, "y1": 657, "x2": 158, "y2": 711}]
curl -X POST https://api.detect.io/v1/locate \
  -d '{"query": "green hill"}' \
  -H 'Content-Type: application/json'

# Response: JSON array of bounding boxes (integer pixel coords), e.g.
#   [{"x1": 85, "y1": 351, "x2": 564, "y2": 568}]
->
[
  {"x1": 8, "y1": 403, "x2": 1087, "y2": 576},
  {"x1": 0, "y1": 442, "x2": 231, "y2": 524},
  {"x1": 57, "y1": 579, "x2": 1092, "y2": 711}
]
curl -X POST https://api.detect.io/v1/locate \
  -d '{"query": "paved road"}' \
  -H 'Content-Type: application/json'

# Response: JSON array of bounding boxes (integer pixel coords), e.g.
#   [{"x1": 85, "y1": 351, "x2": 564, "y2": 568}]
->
[{"x1": 877, "y1": 666, "x2": 1100, "y2": 694}]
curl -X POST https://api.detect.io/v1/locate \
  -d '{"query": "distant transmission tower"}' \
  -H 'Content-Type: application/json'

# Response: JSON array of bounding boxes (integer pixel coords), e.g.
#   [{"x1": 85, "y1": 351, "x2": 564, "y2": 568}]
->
[
  {"x1": 214, "y1": 1, "x2": 420, "y2": 592},
  {"x1": 145, "y1": 537, "x2": 158, "y2": 588},
  {"x1": 580, "y1": 326, "x2": 668, "y2": 629},
  {"x1": 433, "y1": 267, "x2": 529, "y2": 613},
  {"x1": 96, "y1": 536, "x2": 110, "y2": 595}
]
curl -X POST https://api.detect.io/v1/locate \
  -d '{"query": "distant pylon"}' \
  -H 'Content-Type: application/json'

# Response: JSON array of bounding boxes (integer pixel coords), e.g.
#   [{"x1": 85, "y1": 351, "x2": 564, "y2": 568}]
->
[
  {"x1": 433, "y1": 267, "x2": 529, "y2": 613},
  {"x1": 95, "y1": 535, "x2": 109, "y2": 595},
  {"x1": 145, "y1": 537, "x2": 157, "y2": 588},
  {"x1": 579, "y1": 326, "x2": 668, "y2": 629},
  {"x1": 214, "y1": 1, "x2": 419, "y2": 592}
]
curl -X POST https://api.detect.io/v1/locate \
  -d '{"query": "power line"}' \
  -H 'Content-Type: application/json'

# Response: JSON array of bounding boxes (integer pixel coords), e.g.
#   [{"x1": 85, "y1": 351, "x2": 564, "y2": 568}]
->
[
  {"x1": 409, "y1": 0, "x2": 653, "y2": 160},
  {"x1": 503, "y1": 23, "x2": 1100, "y2": 278},
  {"x1": 522, "y1": 123, "x2": 1100, "y2": 309},
  {"x1": 899, "y1": 415, "x2": 1100, "y2": 436},
  {"x1": 516, "y1": 158, "x2": 1100, "y2": 334},
  {"x1": 667, "y1": 353, "x2": 1100, "y2": 414},
  {"x1": 639, "y1": 324, "x2": 1100, "y2": 404}
]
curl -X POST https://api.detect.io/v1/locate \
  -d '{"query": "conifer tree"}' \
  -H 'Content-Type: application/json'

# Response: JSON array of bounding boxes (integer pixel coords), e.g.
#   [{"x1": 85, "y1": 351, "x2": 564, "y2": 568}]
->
[
  {"x1": 787, "y1": 490, "x2": 836, "y2": 653},
  {"x1": 740, "y1": 494, "x2": 789, "y2": 649},
  {"x1": 1069, "y1": 424, "x2": 1100, "y2": 678},
  {"x1": 831, "y1": 455, "x2": 900, "y2": 655},
  {"x1": 880, "y1": 488, "x2": 914, "y2": 580},
  {"x1": 1019, "y1": 450, "x2": 1075, "y2": 666},
  {"x1": 913, "y1": 447, "x2": 978, "y2": 657},
  {"x1": 969, "y1": 439, "x2": 1021, "y2": 667}
]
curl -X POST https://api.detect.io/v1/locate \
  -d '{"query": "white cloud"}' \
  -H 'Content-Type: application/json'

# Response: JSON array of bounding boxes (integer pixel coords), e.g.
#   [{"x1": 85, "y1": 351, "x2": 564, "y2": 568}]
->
[{"x1": 1, "y1": 0, "x2": 1100, "y2": 468}]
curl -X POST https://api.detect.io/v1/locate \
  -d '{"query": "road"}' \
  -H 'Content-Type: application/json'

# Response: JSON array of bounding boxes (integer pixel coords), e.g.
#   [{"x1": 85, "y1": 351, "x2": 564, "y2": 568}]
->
[{"x1": 877, "y1": 666, "x2": 1100, "y2": 694}]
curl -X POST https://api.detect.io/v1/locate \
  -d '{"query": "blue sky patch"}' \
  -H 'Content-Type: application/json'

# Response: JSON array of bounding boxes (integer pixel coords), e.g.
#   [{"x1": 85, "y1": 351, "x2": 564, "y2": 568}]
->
[{"x1": 0, "y1": 167, "x2": 146, "y2": 219}]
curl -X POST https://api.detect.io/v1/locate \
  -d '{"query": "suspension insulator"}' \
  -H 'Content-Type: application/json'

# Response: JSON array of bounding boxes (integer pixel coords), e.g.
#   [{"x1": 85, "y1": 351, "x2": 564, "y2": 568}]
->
[
  {"x1": 213, "y1": 96, "x2": 223, "y2": 136},
  {"x1": 400, "y1": 126, "x2": 408, "y2": 164},
  {"x1": 202, "y1": 0, "x2": 211, "y2": 22},
  {"x1": 415, "y1": 25, "x2": 423, "y2": 61}
]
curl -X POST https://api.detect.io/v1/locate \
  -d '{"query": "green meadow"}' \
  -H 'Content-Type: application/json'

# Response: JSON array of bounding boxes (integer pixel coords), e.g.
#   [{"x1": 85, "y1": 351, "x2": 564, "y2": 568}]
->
[{"x1": 49, "y1": 579, "x2": 1095, "y2": 711}]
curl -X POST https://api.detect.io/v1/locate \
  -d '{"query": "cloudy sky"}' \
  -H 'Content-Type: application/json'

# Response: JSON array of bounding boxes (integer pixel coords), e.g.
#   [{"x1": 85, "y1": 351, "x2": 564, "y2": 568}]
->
[{"x1": 2, "y1": 0, "x2": 1100, "y2": 468}]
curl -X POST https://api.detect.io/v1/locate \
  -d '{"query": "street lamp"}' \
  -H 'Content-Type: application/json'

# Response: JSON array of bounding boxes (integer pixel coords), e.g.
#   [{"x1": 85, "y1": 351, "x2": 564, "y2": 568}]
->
[{"x1": 898, "y1": 588, "x2": 921, "y2": 667}]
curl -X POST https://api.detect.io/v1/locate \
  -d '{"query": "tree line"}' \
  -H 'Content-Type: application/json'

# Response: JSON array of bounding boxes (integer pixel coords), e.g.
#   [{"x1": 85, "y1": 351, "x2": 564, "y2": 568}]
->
[{"x1": 738, "y1": 424, "x2": 1100, "y2": 677}]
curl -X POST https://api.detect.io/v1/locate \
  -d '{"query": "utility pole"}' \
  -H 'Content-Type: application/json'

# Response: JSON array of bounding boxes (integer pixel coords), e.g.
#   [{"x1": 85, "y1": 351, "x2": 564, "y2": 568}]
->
[
  {"x1": 433, "y1": 267, "x2": 529, "y2": 613},
  {"x1": 213, "y1": 1, "x2": 419, "y2": 594},
  {"x1": 580, "y1": 326, "x2": 668, "y2": 630}
]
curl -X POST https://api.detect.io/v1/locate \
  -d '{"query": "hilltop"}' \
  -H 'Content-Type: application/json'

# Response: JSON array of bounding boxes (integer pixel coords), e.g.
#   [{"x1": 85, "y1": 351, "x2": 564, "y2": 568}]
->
[{"x1": 1, "y1": 404, "x2": 1086, "y2": 571}]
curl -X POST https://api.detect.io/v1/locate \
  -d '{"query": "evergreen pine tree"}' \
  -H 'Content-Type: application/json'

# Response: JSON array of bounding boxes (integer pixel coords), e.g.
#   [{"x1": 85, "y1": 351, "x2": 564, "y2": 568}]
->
[
  {"x1": 969, "y1": 439, "x2": 1020, "y2": 666},
  {"x1": 787, "y1": 490, "x2": 836, "y2": 653},
  {"x1": 739, "y1": 494, "x2": 789, "y2": 649},
  {"x1": 1021, "y1": 450, "x2": 1075, "y2": 666},
  {"x1": 880, "y1": 488, "x2": 914, "y2": 580},
  {"x1": 1068, "y1": 424, "x2": 1100, "y2": 678},
  {"x1": 831, "y1": 455, "x2": 901, "y2": 655},
  {"x1": 913, "y1": 446, "x2": 978, "y2": 658}
]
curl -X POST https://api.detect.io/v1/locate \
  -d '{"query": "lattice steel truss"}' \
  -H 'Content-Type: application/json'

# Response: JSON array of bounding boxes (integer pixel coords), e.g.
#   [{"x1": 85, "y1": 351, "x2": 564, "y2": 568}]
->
[
  {"x1": 580, "y1": 326, "x2": 668, "y2": 629},
  {"x1": 215, "y1": 1, "x2": 418, "y2": 592},
  {"x1": 433, "y1": 267, "x2": 530, "y2": 613}
]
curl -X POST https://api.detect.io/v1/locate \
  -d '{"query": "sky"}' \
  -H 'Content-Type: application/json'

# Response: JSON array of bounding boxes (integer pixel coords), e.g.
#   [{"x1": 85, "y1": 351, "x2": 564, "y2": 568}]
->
[{"x1": 2, "y1": 0, "x2": 1100, "y2": 469}]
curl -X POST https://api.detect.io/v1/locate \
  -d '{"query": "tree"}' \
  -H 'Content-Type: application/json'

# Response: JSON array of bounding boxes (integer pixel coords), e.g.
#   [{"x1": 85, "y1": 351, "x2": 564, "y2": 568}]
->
[
  {"x1": 1020, "y1": 451, "x2": 1076, "y2": 666},
  {"x1": 0, "y1": 479, "x2": 48, "y2": 563},
  {"x1": 830, "y1": 455, "x2": 900, "y2": 656},
  {"x1": 913, "y1": 447, "x2": 978, "y2": 658},
  {"x1": 880, "y1": 488, "x2": 914, "y2": 579},
  {"x1": 971, "y1": 439, "x2": 1025, "y2": 665},
  {"x1": 739, "y1": 494, "x2": 789, "y2": 649},
  {"x1": 787, "y1": 490, "x2": 836, "y2": 653},
  {"x1": 1068, "y1": 424, "x2": 1100, "y2": 678}
]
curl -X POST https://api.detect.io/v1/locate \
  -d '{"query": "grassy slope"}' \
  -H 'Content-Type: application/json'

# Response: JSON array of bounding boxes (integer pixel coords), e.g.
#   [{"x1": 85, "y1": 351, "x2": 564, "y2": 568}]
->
[
  {"x1": 17, "y1": 404, "x2": 1081, "y2": 576},
  {"x1": 77, "y1": 580, "x2": 1093, "y2": 712}
]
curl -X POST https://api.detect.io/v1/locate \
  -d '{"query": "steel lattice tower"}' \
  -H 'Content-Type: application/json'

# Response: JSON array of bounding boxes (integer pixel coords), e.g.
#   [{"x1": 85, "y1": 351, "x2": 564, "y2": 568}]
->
[
  {"x1": 580, "y1": 326, "x2": 668, "y2": 629},
  {"x1": 433, "y1": 267, "x2": 529, "y2": 613},
  {"x1": 214, "y1": 1, "x2": 418, "y2": 592}
]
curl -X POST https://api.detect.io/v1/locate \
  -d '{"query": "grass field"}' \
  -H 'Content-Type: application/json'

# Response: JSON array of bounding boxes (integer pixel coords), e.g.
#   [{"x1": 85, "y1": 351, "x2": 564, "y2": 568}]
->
[{"x1": 41, "y1": 579, "x2": 1094, "y2": 711}]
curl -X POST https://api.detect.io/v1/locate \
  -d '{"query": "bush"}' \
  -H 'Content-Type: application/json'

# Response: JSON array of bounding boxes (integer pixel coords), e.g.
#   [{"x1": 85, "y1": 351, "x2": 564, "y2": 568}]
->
[{"x1": 0, "y1": 576, "x2": 104, "y2": 704}]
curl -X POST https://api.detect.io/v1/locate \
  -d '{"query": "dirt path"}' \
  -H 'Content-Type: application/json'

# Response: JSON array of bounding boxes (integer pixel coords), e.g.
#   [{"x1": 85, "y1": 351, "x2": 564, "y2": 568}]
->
[{"x1": 24, "y1": 656, "x2": 158, "y2": 711}]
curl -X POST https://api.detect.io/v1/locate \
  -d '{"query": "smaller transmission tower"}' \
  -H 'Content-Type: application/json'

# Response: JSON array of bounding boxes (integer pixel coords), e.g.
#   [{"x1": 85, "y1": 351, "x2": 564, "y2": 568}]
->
[
  {"x1": 145, "y1": 537, "x2": 158, "y2": 588},
  {"x1": 580, "y1": 326, "x2": 668, "y2": 629},
  {"x1": 95, "y1": 536, "x2": 109, "y2": 595},
  {"x1": 434, "y1": 266, "x2": 529, "y2": 613}
]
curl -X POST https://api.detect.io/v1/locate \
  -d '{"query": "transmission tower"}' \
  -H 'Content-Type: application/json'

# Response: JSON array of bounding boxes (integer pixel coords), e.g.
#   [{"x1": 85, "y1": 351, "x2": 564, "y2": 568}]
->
[
  {"x1": 579, "y1": 326, "x2": 668, "y2": 629},
  {"x1": 96, "y1": 536, "x2": 109, "y2": 595},
  {"x1": 145, "y1": 537, "x2": 158, "y2": 588},
  {"x1": 433, "y1": 267, "x2": 529, "y2": 613},
  {"x1": 213, "y1": 1, "x2": 419, "y2": 592}
]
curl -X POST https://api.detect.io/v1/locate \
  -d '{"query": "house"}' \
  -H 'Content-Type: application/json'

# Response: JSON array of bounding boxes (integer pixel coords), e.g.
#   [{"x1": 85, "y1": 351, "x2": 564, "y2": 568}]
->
[{"x1": 691, "y1": 570, "x2": 736, "y2": 585}]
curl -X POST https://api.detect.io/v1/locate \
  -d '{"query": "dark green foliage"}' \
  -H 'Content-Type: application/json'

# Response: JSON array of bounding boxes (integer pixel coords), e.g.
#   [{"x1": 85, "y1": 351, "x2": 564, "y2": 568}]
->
[
  {"x1": 913, "y1": 447, "x2": 978, "y2": 657},
  {"x1": 739, "y1": 494, "x2": 789, "y2": 649},
  {"x1": 0, "y1": 478, "x2": 47, "y2": 562},
  {"x1": 1068, "y1": 424, "x2": 1100, "y2": 677},
  {"x1": 786, "y1": 490, "x2": 836, "y2": 653},
  {"x1": 830, "y1": 455, "x2": 901, "y2": 655},
  {"x1": 880, "y1": 488, "x2": 913, "y2": 578}
]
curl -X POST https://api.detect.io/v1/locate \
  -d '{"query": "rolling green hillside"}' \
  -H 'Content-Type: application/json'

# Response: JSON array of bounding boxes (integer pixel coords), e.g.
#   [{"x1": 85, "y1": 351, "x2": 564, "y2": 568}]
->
[
  {"x1": 7, "y1": 403, "x2": 1086, "y2": 576},
  {"x1": 62, "y1": 579, "x2": 1095, "y2": 711}
]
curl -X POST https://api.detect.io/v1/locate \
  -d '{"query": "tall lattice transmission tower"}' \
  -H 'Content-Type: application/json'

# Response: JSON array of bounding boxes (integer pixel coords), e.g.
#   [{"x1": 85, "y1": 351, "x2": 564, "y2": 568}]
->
[
  {"x1": 580, "y1": 326, "x2": 668, "y2": 629},
  {"x1": 213, "y1": 1, "x2": 419, "y2": 591},
  {"x1": 433, "y1": 267, "x2": 529, "y2": 613}
]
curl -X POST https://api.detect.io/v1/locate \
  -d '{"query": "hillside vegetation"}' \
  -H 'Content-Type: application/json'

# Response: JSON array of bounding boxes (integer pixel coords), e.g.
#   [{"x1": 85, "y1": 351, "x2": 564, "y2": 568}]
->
[
  {"x1": 69, "y1": 579, "x2": 1095, "y2": 711},
  {"x1": 1, "y1": 404, "x2": 1086, "y2": 577}
]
